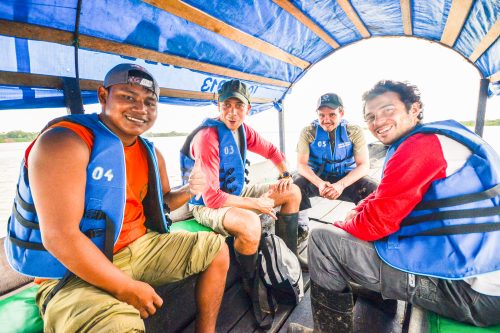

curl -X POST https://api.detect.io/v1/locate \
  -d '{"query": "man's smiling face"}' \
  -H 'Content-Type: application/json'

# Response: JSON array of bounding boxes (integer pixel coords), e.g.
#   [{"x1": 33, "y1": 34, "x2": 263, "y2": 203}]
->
[
  {"x1": 98, "y1": 83, "x2": 157, "y2": 145},
  {"x1": 364, "y1": 91, "x2": 420, "y2": 145}
]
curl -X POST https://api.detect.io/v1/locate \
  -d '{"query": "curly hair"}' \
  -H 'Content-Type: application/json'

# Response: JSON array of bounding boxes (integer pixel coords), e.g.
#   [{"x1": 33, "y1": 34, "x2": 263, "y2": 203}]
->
[{"x1": 362, "y1": 80, "x2": 424, "y2": 121}]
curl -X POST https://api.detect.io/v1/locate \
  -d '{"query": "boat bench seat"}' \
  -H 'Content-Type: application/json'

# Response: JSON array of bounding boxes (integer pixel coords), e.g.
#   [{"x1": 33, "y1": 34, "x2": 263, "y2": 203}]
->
[
  {"x1": 408, "y1": 305, "x2": 500, "y2": 333},
  {"x1": 0, "y1": 219, "x2": 239, "y2": 333},
  {"x1": 0, "y1": 217, "x2": 308, "y2": 333}
]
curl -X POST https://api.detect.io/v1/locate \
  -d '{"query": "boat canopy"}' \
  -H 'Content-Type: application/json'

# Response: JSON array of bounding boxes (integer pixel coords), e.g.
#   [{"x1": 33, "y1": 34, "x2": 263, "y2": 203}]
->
[{"x1": 0, "y1": 0, "x2": 498, "y2": 114}]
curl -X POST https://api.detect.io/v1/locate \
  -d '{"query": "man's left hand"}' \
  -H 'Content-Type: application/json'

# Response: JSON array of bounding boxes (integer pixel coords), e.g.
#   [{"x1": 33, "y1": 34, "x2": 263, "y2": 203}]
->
[
  {"x1": 272, "y1": 177, "x2": 293, "y2": 193},
  {"x1": 188, "y1": 158, "x2": 207, "y2": 200}
]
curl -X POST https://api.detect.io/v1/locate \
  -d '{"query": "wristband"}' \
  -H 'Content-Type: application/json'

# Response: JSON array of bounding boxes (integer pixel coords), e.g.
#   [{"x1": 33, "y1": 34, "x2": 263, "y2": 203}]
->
[{"x1": 278, "y1": 171, "x2": 292, "y2": 180}]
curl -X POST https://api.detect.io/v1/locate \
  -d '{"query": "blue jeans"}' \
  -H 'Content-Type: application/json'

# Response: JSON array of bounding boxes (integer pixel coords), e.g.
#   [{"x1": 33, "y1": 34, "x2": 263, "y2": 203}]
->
[{"x1": 308, "y1": 225, "x2": 500, "y2": 327}]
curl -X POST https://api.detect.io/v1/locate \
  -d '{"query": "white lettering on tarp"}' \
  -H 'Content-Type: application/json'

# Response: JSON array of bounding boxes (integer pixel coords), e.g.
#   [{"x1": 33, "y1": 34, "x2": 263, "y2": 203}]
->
[{"x1": 200, "y1": 77, "x2": 259, "y2": 95}]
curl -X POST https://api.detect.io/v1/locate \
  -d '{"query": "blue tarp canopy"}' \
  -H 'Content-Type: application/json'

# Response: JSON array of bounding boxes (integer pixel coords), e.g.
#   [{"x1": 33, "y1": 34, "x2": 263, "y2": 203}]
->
[{"x1": 0, "y1": 0, "x2": 498, "y2": 114}]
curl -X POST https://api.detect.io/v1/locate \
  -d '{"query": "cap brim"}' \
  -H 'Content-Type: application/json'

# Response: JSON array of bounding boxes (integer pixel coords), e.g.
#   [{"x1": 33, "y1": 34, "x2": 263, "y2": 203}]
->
[
  {"x1": 219, "y1": 92, "x2": 249, "y2": 104},
  {"x1": 318, "y1": 103, "x2": 342, "y2": 110}
]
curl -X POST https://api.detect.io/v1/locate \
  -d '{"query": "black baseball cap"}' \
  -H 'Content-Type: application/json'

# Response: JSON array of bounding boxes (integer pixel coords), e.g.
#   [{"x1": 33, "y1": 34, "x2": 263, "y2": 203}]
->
[
  {"x1": 218, "y1": 79, "x2": 251, "y2": 104},
  {"x1": 103, "y1": 63, "x2": 160, "y2": 100},
  {"x1": 317, "y1": 93, "x2": 343, "y2": 110}
]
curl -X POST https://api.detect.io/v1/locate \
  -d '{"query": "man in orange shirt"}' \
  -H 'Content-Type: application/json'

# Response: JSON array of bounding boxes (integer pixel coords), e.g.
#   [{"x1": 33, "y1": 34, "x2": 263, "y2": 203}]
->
[{"x1": 6, "y1": 64, "x2": 229, "y2": 332}]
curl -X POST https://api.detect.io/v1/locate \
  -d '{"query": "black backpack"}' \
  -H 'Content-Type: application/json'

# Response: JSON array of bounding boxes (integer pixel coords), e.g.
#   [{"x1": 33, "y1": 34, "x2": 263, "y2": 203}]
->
[{"x1": 252, "y1": 232, "x2": 304, "y2": 329}]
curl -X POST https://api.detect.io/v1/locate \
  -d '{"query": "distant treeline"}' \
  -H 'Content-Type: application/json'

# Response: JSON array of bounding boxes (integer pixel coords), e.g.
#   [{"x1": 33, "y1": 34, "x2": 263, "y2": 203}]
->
[
  {"x1": 143, "y1": 131, "x2": 188, "y2": 137},
  {"x1": 0, "y1": 130, "x2": 38, "y2": 143},
  {"x1": 1, "y1": 121, "x2": 499, "y2": 143},
  {"x1": 0, "y1": 130, "x2": 187, "y2": 143},
  {"x1": 459, "y1": 119, "x2": 500, "y2": 127}
]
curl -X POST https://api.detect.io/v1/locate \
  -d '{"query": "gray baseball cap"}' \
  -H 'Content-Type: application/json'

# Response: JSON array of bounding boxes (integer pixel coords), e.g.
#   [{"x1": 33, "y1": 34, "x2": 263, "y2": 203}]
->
[
  {"x1": 103, "y1": 63, "x2": 160, "y2": 100},
  {"x1": 317, "y1": 93, "x2": 343, "y2": 110}
]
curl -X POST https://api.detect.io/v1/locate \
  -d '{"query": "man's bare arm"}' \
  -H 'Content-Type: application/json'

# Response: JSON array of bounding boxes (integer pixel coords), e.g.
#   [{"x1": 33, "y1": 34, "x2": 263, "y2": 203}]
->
[
  {"x1": 156, "y1": 148, "x2": 206, "y2": 211},
  {"x1": 297, "y1": 152, "x2": 330, "y2": 195},
  {"x1": 335, "y1": 145, "x2": 370, "y2": 188}
]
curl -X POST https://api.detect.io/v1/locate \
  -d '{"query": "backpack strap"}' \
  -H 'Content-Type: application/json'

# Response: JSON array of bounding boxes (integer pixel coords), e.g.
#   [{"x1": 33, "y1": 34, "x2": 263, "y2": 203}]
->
[{"x1": 251, "y1": 252, "x2": 276, "y2": 330}]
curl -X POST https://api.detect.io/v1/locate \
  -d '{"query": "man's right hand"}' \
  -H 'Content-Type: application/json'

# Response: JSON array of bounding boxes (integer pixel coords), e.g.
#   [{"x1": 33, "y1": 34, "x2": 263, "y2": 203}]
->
[
  {"x1": 317, "y1": 181, "x2": 330, "y2": 196},
  {"x1": 345, "y1": 209, "x2": 358, "y2": 221},
  {"x1": 255, "y1": 192, "x2": 277, "y2": 220},
  {"x1": 114, "y1": 279, "x2": 163, "y2": 319}
]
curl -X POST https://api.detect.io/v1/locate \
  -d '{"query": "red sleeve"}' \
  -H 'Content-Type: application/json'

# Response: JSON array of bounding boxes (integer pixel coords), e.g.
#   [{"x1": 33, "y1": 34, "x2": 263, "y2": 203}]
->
[
  {"x1": 353, "y1": 192, "x2": 375, "y2": 212},
  {"x1": 191, "y1": 127, "x2": 229, "y2": 208},
  {"x1": 244, "y1": 123, "x2": 285, "y2": 165},
  {"x1": 338, "y1": 133, "x2": 448, "y2": 241}
]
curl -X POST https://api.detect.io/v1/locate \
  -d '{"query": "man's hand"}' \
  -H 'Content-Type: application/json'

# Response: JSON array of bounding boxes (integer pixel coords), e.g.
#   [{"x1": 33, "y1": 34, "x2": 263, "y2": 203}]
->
[
  {"x1": 113, "y1": 279, "x2": 163, "y2": 319},
  {"x1": 318, "y1": 181, "x2": 331, "y2": 196},
  {"x1": 319, "y1": 182, "x2": 344, "y2": 200},
  {"x1": 271, "y1": 177, "x2": 293, "y2": 193},
  {"x1": 345, "y1": 209, "x2": 357, "y2": 221},
  {"x1": 255, "y1": 192, "x2": 277, "y2": 220},
  {"x1": 188, "y1": 158, "x2": 207, "y2": 200}
]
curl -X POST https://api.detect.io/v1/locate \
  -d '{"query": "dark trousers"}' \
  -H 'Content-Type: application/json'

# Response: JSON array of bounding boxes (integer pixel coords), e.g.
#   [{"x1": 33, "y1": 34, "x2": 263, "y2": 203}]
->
[
  {"x1": 294, "y1": 173, "x2": 378, "y2": 211},
  {"x1": 308, "y1": 226, "x2": 500, "y2": 327}
]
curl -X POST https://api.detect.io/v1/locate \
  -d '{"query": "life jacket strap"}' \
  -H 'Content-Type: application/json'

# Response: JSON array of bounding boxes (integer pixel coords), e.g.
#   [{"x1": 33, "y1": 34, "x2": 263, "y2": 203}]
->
[
  {"x1": 40, "y1": 209, "x2": 116, "y2": 314},
  {"x1": 398, "y1": 222, "x2": 500, "y2": 240},
  {"x1": 8, "y1": 232, "x2": 46, "y2": 251},
  {"x1": 414, "y1": 184, "x2": 500, "y2": 210},
  {"x1": 402, "y1": 206, "x2": 500, "y2": 226},
  {"x1": 41, "y1": 270, "x2": 73, "y2": 315},
  {"x1": 16, "y1": 187, "x2": 36, "y2": 213},
  {"x1": 12, "y1": 203, "x2": 40, "y2": 230}
]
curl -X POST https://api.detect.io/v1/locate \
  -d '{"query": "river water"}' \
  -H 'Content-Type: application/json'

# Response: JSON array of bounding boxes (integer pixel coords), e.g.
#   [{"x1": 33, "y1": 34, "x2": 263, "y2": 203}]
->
[{"x1": 1, "y1": 128, "x2": 499, "y2": 238}]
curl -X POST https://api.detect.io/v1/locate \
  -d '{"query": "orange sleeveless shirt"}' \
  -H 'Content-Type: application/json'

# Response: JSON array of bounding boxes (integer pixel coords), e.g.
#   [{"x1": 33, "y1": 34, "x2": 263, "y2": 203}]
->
[{"x1": 47, "y1": 121, "x2": 149, "y2": 253}]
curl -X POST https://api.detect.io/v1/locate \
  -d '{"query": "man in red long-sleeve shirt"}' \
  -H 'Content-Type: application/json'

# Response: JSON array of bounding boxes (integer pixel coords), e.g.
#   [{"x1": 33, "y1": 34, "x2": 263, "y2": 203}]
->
[
  {"x1": 180, "y1": 80, "x2": 302, "y2": 287},
  {"x1": 289, "y1": 80, "x2": 500, "y2": 333}
]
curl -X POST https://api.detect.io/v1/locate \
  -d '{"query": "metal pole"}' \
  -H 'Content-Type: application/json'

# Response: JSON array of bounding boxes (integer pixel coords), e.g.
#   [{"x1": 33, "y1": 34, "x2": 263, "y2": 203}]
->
[
  {"x1": 278, "y1": 102, "x2": 286, "y2": 154},
  {"x1": 474, "y1": 78, "x2": 488, "y2": 137},
  {"x1": 65, "y1": 0, "x2": 84, "y2": 115}
]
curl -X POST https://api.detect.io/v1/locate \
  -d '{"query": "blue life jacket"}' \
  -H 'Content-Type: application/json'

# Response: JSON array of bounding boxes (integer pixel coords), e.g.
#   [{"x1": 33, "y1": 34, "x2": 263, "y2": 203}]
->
[
  {"x1": 180, "y1": 118, "x2": 249, "y2": 206},
  {"x1": 4, "y1": 113, "x2": 169, "y2": 279},
  {"x1": 374, "y1": 120, "x2": 500, "y2": 279},
  {"x1": 308, "y1": 119, "x2": 355, "y2": 178}
]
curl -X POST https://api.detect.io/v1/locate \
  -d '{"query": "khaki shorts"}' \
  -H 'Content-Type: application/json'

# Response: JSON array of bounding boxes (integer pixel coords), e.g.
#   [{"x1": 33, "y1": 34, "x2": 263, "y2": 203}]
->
[
  {"x1": 36, "y1": 231, "x2": 225, "y2": 333},
  {"x1": 192, "y1": 183, "x2": 270, "y2": 236}
]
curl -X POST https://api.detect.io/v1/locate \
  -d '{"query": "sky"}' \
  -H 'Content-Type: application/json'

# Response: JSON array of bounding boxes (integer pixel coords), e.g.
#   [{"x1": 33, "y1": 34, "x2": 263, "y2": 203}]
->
[{"x1": 0, "y1": 37, "x2": 498, "y2": 135}]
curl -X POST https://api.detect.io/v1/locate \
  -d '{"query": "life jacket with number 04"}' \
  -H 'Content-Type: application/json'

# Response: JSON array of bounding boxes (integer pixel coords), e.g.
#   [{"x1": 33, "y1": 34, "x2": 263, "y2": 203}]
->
[{"x1": 5, "y1": 113, "x2": 169, "y2": 279}]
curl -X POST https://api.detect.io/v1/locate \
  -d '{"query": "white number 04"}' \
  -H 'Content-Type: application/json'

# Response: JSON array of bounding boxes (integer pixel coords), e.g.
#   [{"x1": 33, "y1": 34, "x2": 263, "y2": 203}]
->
[{"x1": 92, "y1": 167, "x2": 114, "y2": 181}]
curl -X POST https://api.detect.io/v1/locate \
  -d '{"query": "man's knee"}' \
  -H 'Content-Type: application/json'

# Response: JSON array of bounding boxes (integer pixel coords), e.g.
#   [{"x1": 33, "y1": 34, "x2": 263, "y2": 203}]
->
[
  {"x1": 357, "y1": 177, "x2": 378, "y2": 196},
  {"x1": 309, "y1": 225, "x2": 344, "y2": 253},
  {"x1": 209, "y1": 242, "x2": 230, "y2": 272},
  {"x1": 226, "y1": 210, "x2": 261, "y2": 245},
  {"x1": 43, "y1": 295, "x2": 144, "y2": 333},
  {"x1": 282, "y1": 184, "x2": 302, "y2": 206},
  {"x1": 290, "y1": 183, "x2": 302, "y2": 199}
]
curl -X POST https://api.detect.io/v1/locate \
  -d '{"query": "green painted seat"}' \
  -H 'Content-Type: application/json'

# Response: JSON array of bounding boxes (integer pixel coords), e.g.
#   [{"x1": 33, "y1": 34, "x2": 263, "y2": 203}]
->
[
  {"x1": 170, "y1": 218, "x2": 213, "y2": 233},
  {"x1": 0, "y1": 218, "x2": 212, "y2": 333},
  {"x1": 429, "y1": 312, "x2": 500, "y2": 333},
  {"x1": 0, "y1": 285, "x2": 43, "y2": 333}
]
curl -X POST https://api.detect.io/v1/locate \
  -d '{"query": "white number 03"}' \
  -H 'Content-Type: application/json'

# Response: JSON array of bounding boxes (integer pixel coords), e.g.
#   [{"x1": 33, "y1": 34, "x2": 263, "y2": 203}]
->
[{"x1": 91, "y1": 167, "x2": 114, "y2": 181}]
